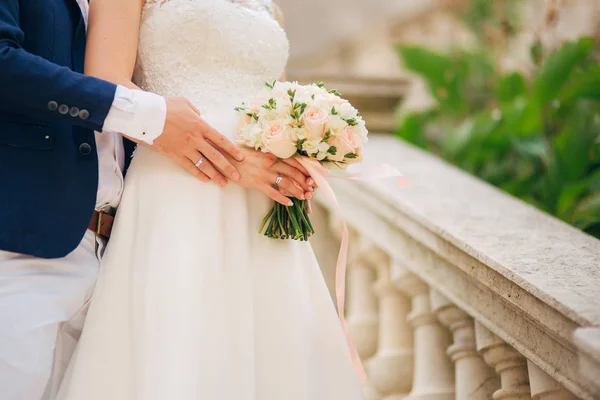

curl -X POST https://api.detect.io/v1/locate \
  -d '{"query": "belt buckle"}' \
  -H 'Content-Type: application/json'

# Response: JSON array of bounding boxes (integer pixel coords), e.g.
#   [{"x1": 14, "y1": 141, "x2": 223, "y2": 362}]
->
[{"x1": 96, "y1": 212, "x2": 105, "y2": 236}]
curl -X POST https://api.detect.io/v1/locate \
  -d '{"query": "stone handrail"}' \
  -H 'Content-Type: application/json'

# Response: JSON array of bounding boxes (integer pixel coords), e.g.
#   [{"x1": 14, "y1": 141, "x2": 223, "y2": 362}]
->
[{"x1": 312, "y1": 135, "x2": 600, "y2": 399}]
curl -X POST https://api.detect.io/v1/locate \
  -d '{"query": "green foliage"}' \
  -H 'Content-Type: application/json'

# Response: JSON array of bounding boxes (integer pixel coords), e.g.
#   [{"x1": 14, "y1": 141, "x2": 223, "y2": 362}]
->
[{"x1": 396, "y1": 36, "x2": 600, "y2": 238}]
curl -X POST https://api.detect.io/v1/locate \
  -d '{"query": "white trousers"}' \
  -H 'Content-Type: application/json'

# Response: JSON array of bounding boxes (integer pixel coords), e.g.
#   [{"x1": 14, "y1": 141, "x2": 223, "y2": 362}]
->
[{"x1": 0, "y1": 231, "x2": 100, "y2": 400}]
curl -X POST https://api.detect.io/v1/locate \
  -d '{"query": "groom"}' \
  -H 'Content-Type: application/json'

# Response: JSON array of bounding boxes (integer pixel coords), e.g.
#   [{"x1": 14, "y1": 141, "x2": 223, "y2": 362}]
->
[{"x1": 0, "y1": 0, "x2": 245, "y2": 399}]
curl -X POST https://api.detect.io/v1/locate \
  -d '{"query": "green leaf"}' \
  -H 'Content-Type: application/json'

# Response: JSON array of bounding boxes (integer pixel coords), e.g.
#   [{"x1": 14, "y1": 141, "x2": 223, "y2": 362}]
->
[
  {"x1": 394, "y1": 112, "x2": 432, "y2": 149},
  {"x1": 397, "y1": 46, "x2": 467, "y2": 112},
  {"x1": 538, "y1": 150, "x2": 564, "y2": 214},
  {"x1": 553, "y1": 104, "x2": 600, "y2": 181},
  {"x1": 557, "y1": 169, "x2": 600, "y2": 221},
  {"x1": 511, "y1": 136, "x2": 549, "y2": 162},
  {"x1": 572, "y1": 192, "x2": 600, "y2": 230},
  {"x1": 530, "y1": 40, "x2": 544, "y2": 66},
  {"x1": 327, "y1": 146, "x2": 337, "y2": 155},
  {"x1": 501, "y1": 97, "x2": 542, "y2": 136},
  {"x1": 496, "y1": 72, "x2": 527, "y2": 103},
  {"x1": 532, "y1": 37, "x2": 595, "y2": 105},
  {"x1": 560, "y1": 67, "x2": 600, "y2": 104}
]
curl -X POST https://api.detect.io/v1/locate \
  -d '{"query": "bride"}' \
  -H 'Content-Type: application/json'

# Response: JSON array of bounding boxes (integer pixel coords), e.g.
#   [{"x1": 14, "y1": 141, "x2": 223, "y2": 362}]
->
[{"x1": 56, "y1": 0, "x2": 365, "y2": 399}]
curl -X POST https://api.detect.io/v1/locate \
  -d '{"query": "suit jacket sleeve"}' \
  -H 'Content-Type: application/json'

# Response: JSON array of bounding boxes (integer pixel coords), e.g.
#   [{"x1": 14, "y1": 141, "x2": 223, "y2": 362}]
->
[{"x1": 0, "y1": 0, "x2": 117, "y2": 132}]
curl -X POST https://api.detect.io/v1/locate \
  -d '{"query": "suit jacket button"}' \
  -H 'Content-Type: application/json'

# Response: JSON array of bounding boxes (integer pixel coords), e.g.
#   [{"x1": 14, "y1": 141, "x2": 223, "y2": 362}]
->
[
  {"x1": 58, "y1": 104, "x2": 69, "y2": 115},
  {"x1": 48, "y1": 101, "x2": 58, "y2": 111},
  {"x1": 79, "y1": 143, "x2": 92, "y2": 155},
  {"x1": 79, "y1": 109, "x2": 90, "y2": 120},
  {"x1": 69, "y1": 107, "x2": 80, "y2": 117}
]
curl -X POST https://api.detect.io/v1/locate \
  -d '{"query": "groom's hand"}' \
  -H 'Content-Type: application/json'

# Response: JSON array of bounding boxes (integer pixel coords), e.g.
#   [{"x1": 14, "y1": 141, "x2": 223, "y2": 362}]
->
[{"x1": 150, "y1": 97, "x2": 245, "y2": 186}]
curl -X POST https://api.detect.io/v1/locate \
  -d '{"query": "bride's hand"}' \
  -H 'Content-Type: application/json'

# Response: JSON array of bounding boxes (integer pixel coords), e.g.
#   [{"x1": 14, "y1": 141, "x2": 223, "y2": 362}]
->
[{"x1": 227, "y1": 147, "x2": 315, "y2": 207}]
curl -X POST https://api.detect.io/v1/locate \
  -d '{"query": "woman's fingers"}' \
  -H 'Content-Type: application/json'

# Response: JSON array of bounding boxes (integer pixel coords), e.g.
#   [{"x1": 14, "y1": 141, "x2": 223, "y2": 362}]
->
[
  {"x1": 273, "y1": 162, "x2": 313, "y2": 193},
  {"x1": 268, "y1": 173, "x2": 304, "y2": 200},
  {"x1": 281, "y1": 158, "x2": 316, "y2": 188},
  {"x1": 262, "y1": 184, "x2": 294, "y2": 207}
]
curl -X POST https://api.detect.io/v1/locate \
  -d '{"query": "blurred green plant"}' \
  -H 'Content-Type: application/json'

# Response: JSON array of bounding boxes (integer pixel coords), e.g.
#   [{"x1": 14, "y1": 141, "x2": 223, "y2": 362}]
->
[{"x1": 395, "y1": 36, "x2": 600, "y2": 238}]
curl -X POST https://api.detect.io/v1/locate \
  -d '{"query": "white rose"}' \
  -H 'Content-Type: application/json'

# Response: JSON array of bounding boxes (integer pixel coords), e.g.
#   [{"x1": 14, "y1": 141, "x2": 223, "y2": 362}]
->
[
  {"x1": 237, "y1": 123, "x2": 264, "y2": 148},
  {"x1": 318, "y1": 141, "x2": 330, "y2": 153},
  {"x1": 293, "y1": 127, "x2": 309, "y2": 140},
  {"x1": 302, "y1": 140, "x2": 320, "y2": 155},
  {"x1": 325, "y1": 115, "x2": 347, "y2": 134},
  {"x1": 337, "y1": 102, "x2": 358, "y2": 120}
]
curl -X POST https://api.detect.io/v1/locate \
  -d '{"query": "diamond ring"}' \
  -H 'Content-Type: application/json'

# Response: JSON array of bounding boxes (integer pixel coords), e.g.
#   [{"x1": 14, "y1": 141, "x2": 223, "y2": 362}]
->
[
  {"x1": 195, "y1": 157, "x2": 205, "y2": 168},
  {"x1": 272, "y1": 175, "x2": 283, "y2": 190}
]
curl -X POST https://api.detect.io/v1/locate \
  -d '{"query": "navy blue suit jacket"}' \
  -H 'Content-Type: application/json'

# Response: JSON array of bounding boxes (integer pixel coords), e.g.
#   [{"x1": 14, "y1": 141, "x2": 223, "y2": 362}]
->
[{"x1": 0, "y1": 0, "x2": 132, "y2": 258}]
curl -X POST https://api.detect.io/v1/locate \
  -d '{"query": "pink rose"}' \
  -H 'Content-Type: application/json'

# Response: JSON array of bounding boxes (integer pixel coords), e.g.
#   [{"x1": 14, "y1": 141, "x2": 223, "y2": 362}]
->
[
  {"x1": 303, "y1": 106, "x2": 329, "y2": 140},
  {"x1": 262, "y1": 121, "x2": 297, "y2": 159},
  {"x1": 327, "y1": 126, "x2": 363, "y2": 163},
  {"x1": 342, "y1": 126, "x2": 363, "y2": 148},
  {"x1": 327, "y1": 136, "x2": 355, "y2": 162}
]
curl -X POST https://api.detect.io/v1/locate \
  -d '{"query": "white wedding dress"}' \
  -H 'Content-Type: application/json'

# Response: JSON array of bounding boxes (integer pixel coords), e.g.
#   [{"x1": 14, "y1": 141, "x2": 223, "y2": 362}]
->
[{"x1": 56, "y1": 1, "x2": 364, "y2": 399}]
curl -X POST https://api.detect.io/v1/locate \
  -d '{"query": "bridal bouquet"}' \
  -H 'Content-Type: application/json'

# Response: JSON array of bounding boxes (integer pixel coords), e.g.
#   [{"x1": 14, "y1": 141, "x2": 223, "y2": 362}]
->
[{"x1": 235, "y1": 80, "x2": 368, "y2": 241}]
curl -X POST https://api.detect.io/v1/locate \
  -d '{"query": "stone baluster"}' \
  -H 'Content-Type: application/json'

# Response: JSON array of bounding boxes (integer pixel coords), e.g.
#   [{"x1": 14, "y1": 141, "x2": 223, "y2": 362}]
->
[
  {"x1": 365, "y1": 254, "x2": 413, "y2": 400},
  {"x1": 431, "y1": 290, "x2": 500, "y2": 400},
  {"x1": 527, "y1": 360, "x2": 577, "y2": 400},
  {"x1": 326, "y1": 219, "x2": 382, "y2": 399},
  {"x1": 475, "y1": 322, "x2": 531, "y2": 400},
  {"x1": 346, "y1": 237, "x2": 379, "y2": 362},
  {"x1": 392, "y1": 264, "x2": 454, "y2": 400}
]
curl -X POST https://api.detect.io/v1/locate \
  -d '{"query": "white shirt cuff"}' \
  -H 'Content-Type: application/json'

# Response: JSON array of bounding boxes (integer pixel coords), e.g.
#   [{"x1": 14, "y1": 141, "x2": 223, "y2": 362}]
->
[{"x1": 102, "y1": 85, "x2": 166, "y2": 144}]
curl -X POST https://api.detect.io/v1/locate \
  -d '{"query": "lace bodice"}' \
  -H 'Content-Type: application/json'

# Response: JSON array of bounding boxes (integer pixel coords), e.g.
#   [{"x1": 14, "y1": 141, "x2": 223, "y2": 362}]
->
[{"x1": 134, "y1": 0, "x2": 289, "y2": 121}]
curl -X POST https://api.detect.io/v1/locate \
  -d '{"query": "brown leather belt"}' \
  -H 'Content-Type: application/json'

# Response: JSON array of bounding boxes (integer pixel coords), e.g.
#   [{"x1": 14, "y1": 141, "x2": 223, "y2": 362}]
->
[{"x1": 88, "y1": 210, "x2": 115, "y2": 241}]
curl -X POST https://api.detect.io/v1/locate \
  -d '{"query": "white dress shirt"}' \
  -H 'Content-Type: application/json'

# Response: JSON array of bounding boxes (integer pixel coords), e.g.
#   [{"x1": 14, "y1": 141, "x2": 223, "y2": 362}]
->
[{"x1": 75, "y1": 0, "x2": 167, "y2": 210}]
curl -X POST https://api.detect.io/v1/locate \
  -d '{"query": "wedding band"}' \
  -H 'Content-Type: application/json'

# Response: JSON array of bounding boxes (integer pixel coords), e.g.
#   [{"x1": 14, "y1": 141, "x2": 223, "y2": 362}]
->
[
  {"x1": 195, "y1": 157, "x2": 205, "y2": 168},
  {"x1": 272, "y1": 175, "x2": 283, "y2": 190}
]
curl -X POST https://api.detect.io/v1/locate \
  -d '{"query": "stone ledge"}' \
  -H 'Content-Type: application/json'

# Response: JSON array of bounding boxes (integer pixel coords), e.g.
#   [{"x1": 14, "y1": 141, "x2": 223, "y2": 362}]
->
[
  {"x1": 574, "y1": 328, "x2": 600, "y2": 398},
  {"x1": 315, "y1": 135, "x2": 600, "y2": 399}
]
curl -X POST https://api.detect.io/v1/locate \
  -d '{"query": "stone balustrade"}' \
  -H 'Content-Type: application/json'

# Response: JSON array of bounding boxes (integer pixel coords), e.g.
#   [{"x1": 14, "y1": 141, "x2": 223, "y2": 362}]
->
[{"x1": 311, "y1": 135, "x2": 600, "y2": 400}]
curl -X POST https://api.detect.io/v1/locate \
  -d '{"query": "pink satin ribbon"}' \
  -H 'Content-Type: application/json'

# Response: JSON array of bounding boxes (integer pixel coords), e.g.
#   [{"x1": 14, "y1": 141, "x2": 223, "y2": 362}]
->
[{"x1": 298, "y1": 157, "x2": 407, "y2": 385}]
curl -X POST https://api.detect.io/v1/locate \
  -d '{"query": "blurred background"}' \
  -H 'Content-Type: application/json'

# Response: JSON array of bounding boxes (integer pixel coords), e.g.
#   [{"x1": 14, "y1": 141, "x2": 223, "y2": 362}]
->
[{"x1": 279, "y1": 0, "x2": 600, "y2": 239}]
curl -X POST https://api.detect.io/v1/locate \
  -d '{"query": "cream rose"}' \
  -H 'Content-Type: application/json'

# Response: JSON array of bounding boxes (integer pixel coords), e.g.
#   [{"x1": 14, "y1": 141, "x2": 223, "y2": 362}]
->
[
  {"x1": 262, "y1": 121, "x2": 297, "y2": 159},
  {"x1": 327, "y1": 136, "x2": 355, "y2": 162},
  {"x1": 341, "y1": 125, "x2": 363, "y2": 148},
  {"x1": 326, "y1": 126, "x2": 362, "y2": 162},
  {"x1": 303, "y1": 106, "x2": 329, "y2": 140}
]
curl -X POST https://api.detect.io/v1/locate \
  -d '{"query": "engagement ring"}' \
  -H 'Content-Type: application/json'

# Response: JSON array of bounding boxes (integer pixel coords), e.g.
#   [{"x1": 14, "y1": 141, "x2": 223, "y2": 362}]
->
[{"x1": 272, "y1": 175, "x2": 283, "y2": 190}]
